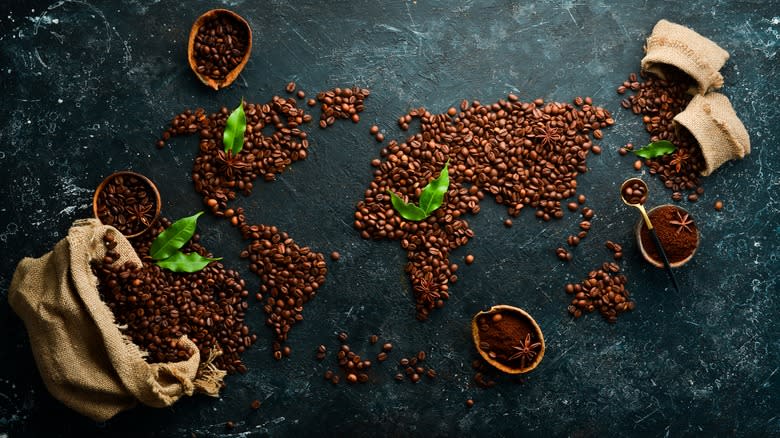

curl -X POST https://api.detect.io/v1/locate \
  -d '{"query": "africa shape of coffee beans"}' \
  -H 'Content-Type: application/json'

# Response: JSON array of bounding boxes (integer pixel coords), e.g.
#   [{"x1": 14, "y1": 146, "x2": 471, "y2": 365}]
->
[{"x1": 355, "y1": 96, "x2": 613, "y2": 320}]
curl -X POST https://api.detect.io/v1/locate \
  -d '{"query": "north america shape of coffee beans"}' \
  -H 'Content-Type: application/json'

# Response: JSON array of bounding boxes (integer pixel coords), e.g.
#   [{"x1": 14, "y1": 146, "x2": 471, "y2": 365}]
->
[{"x1": 354, "y1": 96, "x2": 614, "y2": 320}]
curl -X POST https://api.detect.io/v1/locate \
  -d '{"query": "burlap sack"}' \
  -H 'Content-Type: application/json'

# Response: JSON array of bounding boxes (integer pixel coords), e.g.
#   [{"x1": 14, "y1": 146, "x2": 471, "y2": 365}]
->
[
  {"x1": 674, "y1": 92, "x2": 750, "y2": 176},
  {"x1": 642, "y1": 19, "x2": 730, "y2": 95},
  {"x1": 8, "y1": 219, "x2": 225, "y2": 422}
]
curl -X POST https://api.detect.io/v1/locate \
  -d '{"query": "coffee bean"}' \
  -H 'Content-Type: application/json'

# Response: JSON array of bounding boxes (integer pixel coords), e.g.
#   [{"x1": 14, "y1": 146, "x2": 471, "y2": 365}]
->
[
  {"x1": 377, "y1": 352, "x2": 388, "y2": 362},
  {"x1": 465, "y1": 254, "x2": 475, "y2": 265},
  {"x1": 417, "y1": 351, "x2": 426, "y2": 361},
  {"x1": 466, "y1": 399, "x2": 475, "y2": 408},
  {"x1": 577, "y1": 194, "x2": 586, "y2": 204},
  {"x1": 503, "y1": 218, "x2": 513, "y2": 228},
  {"x1": 688, "y1": 193, "x2": 698, "y2": 202},
  {"x1": 714, "y1": 200, "x2": 723, "y2": 211},
  {"x1": 567, "y1": 202, "x2": 578, "y2": 212},
  {"x1": 296, "y1": 90, "x2": 306, "y2": 99},
  {"x1": 395, "y1": 373, "x2": 404, "y2": 381},
  {"x1": 370, "y1": 125, "x2": 379, "y2": 135},
  {"x1": 375, "y1": 133, "x2": 384, "y2": 142},
  {"x1": 382, "y1": 343, "x2": 393, "y2": 352},
  {"x1": 330, "y1": 251, "x2": 341, "y2": 261},
  {"x1": 338, "y1": 332, "x2": 349, "y2": 343},
  {"x1": 251, "y1": 399, "x2": 261, "y2": 410},
  {"x1": 633, "y1": 160, "x2": 642, "y2": 171},
  {"x1": 286, "y1": 81, "x2": 296, "y2": 93}
]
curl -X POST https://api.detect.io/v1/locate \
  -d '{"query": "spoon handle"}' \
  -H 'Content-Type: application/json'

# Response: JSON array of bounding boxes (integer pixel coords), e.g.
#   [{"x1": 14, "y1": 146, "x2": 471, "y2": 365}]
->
[{"x1": 648, "y1": 228, "x2": 681, "y2": 293}]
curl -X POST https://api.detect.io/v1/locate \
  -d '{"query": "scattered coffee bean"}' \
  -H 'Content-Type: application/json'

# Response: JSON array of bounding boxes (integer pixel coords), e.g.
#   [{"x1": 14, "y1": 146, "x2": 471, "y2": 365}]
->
[
  {"x1": 503, "y1": 218, "x2": 513, "y2": 228},
  {"x1": 330, "y1": 251, "x2": 341, "y2": 261},
  {"x1": 382, "y1": 343, "x2": 393, "y2": 352},
  {"x1": 633, "y1": 160, "x2": 642, "y2": 171},
  {"x1": 338, "y1": 332, "x2": 349, "y2": 343},
  {"x1": 296, "y1": 90, "x2": 306, "y2": 99},
  {"x1": 286, "y1": 81, "x2": 296, "y2": 93},
  {"x1": 250, "y1": 399, "x2": 261, "y2": 410},
  {"x1": 377, "y1": 352, "x2": 388, "y2": 362},
  {"x1": 375, "y1": 132, "x2": 384, "y2": 142},
  {"x1": 226, "y1": 421, "x2": 235, "y2": 430},
  {"x1": 466, "y1": 399, "x2": 475, "y2": 408},
  {"x1": 370, "y1": 125, "x2": 379, "y2": 135},
  {"x1": 465, "y1": 254, "x2": 475, "y2": 265},
  {"x1": 714, "y1": 200, "x2": 723, "y2": 211}
]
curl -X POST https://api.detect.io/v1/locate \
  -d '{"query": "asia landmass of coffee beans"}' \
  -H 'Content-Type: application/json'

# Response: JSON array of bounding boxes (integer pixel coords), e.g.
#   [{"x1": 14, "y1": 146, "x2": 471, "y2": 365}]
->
[
  {"x1": 617, "y1": 69, "x2": 707, "y2": 202},
  {"x1": 91, "y1": 220, "x2": 255, "y2": 374},
  {"x1": 354, "y1": 95, "x2": 614, "y2": 320},
  {"x1": 192, "y1": 14, "x2": 249, "y2": 81}
]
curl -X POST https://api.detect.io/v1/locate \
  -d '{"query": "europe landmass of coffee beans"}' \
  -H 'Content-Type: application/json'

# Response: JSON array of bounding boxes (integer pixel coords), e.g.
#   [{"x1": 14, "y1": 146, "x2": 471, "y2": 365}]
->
[{"x1": 354, "y1": 95, "x2": 615, "y2": 321}]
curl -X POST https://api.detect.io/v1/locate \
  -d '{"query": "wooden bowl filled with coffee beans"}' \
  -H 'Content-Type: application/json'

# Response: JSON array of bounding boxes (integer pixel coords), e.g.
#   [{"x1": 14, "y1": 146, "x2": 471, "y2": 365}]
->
[
  {"x1": 188, "y1": 9, "x2": 252, "y2": 90},
  {"x1": 471, "y1": 305, "x2": 545, "y2": 374},
  {"x1": 93, "y1": 171, "x2": 161, "y2": 238}
]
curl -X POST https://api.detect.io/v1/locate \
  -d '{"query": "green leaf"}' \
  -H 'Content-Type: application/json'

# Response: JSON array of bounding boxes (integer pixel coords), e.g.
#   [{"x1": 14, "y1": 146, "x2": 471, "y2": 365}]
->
[
  {"x1": 634, "y1": 140, "x2": 676, "y2": 159},
  {"x1": 149, "y1": 211, "x2": 204, "y2": 260},
  {"x1": 388, "y1": 191, "x2": 428, "y2": 221},
  {"x1": 223, "y1": 100, "x2": 246, "y2": 155},
  {"x1": 155, "y1": 251, "x2": 221, "y2": 273},
  {"x1": 418, "y1": 161, "x2": 449, "y2": 215}
]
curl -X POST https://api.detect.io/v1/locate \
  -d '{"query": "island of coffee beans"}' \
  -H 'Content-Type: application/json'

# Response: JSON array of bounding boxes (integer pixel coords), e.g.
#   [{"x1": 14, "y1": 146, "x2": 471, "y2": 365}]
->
[{"x1": 639, "y1": 205, "x2": 698, "y2": 264}]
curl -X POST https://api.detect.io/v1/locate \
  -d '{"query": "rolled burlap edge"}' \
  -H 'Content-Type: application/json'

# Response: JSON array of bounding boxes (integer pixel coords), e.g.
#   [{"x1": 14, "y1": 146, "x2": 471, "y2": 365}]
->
[
  {"x1": 673, "y1": 93, "x2": 750, "y2": 176},
  {"x1": 641, "y1": 19, "x2": 730, "y2": 95}
]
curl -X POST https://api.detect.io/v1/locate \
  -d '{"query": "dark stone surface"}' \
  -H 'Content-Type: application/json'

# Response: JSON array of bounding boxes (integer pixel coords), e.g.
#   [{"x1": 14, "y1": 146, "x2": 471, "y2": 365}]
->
[{"x1": 0, "y1": 0, "x2": 778, "y2": 436}]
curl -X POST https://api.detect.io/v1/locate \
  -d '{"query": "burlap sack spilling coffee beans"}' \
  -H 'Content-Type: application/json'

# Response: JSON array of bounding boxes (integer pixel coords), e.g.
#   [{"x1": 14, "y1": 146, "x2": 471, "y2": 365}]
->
[
  {"x1": 642, "y1": 19, "x2": 729, "y2": 95},
  {"x1": 674, "y1": 92, "x2": 751, "y2": 176},
  {"x1": 8, "y1": 219, "x2": 225, "y2": 422}
]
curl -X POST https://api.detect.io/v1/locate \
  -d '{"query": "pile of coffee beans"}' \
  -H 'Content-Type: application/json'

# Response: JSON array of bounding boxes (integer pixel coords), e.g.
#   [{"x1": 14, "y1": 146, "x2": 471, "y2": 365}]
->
[
  {"x1": 355, "y1": 95, "x2": 613, "y2": 320},
  {"x1": 617, "y1": 70, "x2": 707, "y2": 202},
  {"x1": 92, "y1": 220, "x2": 255, "y2": 373},
  {"x1": 95, "y1": 173, "x2": 157, "y2": 237},
  {"x1": 621, "y1": 179, "x2": 648, "y2": 205},
  {"x1": 192, "y1": 14, "x2": 249, "y2": 81},
  {"x1": 393, "y1": 350, "x2": 437, "y2": 383},
  {"x1": 316, "y1": 87, "x2": 370, "y2": 128},
  {"x1": 564, "y1": 260, "x2": 635, "y2": 323},
  {"x1": 239, "y1": 222, "x2": 327, "y2": 359}
]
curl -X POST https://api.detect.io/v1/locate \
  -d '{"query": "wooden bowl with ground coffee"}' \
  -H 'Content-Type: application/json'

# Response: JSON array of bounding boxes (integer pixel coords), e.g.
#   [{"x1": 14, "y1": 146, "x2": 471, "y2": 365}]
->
[
  {"x1": 471, "y1": 305, "x2": 545, "y2": 374},
  {"x1": 636, "y1": 204, "x2": 700, "y2": 268}
]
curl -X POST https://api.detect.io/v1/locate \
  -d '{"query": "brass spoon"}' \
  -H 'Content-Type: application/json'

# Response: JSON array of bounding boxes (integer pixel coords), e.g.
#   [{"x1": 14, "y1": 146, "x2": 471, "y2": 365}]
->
[{"x1": 620, "y1": 178, "x2": 681, "y2": 293}]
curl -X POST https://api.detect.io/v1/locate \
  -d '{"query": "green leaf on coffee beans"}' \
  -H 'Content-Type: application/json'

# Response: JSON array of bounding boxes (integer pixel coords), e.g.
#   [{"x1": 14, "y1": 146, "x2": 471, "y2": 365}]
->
[
  {"x1": 389, "y1": 191, "x2": 428, "y2": 221},
  {"x1": 149, "y1": 211, "x2": 204, "y2": 260},
  {"x1": 389, "y1": 161, "x2": 450, "y2": 221},
  {"x1": 154, "y1": 251, "x2": 221, "y2": 273},
  {"x1": 223, "y1": 100, "x2": 246, "y2": 155},
  {"x1": 418, "y1": 160, "x2": 449, "y2": 215},
  {"x1": 634, "y1": 140, "x2": 676, "y2": 159}
]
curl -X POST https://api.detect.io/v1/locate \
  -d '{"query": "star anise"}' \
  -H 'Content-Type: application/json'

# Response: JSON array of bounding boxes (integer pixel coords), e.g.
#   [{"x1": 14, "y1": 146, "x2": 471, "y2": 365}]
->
[
  {"x1": 668, "y1": 150, "x2": 690, "y2": 173},
  {"x1": 414, "y1": 272, "x2": 440, "y2": 307},
  {"x1": 669, "y1": 210, "x2": 694, "y2": 234},
  {"x1": 534, "y1": 125, "x2": 562, "y2": 148},
  {"x1": 215, "y1": 150, "x2": 251, "y2": 178},
  {"x1": 126, "y1": 202, "x2": 153, "y2": 226},
  {"x1": 508, "y1": 333, "x2": 542, "y2": 369}
]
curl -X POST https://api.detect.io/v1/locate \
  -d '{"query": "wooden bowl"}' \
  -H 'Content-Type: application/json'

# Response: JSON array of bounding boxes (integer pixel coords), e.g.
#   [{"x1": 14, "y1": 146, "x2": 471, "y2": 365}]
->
[
  {"x1": 471, "y1": 305, "x2": 545, "y2": 374},
  {"x1": 635, "y1": 204, "x2": 700, "y2": 268},
  {"x1": 188, "y1": 9, "x2": 252, "y2": 90},
  {"x1": 93, "y1": 171, "x2": 161, "y2": 238}
]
